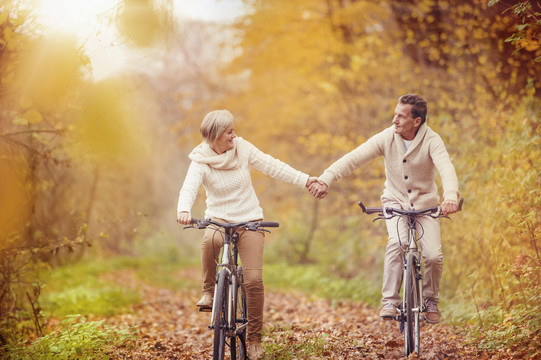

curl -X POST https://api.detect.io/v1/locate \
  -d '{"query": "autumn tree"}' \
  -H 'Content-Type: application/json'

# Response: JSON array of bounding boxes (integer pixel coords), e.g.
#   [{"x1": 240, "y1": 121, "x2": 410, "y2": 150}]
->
[
  {"x1": 0, "y1": 0, "x2": 178, "y2": 341},
  {"x1": 0, "y1": 0, "x2": 93, "y2": 340},
  {"x1": 203, "y1": 0, "x2": 540, "y2": 331}
]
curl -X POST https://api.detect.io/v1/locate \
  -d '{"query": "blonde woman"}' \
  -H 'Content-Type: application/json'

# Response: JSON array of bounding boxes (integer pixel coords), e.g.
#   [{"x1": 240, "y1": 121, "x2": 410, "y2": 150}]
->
[{"x1": 177, "y1": 110, "x2": 317, "y2": 359}]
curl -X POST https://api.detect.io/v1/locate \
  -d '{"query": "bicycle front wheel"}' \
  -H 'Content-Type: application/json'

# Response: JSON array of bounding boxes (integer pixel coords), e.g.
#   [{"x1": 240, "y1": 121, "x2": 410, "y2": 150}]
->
[
  {"x1": 231, "y1": 266, "x2": 247, "y2": 360},
  {"x1": 404, "y1": 253, "x2": 419, "y2": 356},
  {"x1": 213, "y1": 270, "x2": 228, "y2": 360},
  {"x1": 413, "y1": 259, "x2": 421, "y2": 354}
]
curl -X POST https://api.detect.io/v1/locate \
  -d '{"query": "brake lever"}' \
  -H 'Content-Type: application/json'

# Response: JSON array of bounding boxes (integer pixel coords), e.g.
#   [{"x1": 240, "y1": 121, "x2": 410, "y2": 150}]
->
[{"x1": 246, "y1": 225, "x2": 271, "y2": 233}]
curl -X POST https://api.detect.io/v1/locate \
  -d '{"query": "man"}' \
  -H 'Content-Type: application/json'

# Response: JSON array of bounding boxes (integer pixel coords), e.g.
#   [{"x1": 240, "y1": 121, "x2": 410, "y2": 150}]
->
[{"x1": 309, "y1": 94, "x2": 459, "y2": 323}]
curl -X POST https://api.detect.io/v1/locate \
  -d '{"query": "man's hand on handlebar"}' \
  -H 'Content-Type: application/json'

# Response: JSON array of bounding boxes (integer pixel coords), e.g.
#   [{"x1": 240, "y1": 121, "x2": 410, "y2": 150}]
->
[{"x1": 177, "y1": 211, "x2": 192, "y2": 225}]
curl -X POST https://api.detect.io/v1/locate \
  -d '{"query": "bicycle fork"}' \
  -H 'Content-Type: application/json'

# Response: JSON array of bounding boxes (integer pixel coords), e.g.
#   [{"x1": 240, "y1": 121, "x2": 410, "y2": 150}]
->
[
  {"x1": 403, "y1": 254, "x2": 424, "y2": 315},
  {"x1": 210, "y1": 242, "x2": 232, "y2": 328},
  {"x1": 210, "y1": 241, "x2": 246, "y2": 336},
  {"x1": 403, "y1": 226, "x2": 424, "y2": 318}
]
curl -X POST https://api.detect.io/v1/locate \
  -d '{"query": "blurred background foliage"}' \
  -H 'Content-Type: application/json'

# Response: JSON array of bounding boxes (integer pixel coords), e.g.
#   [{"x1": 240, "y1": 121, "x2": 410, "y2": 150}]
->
[{"x1": 0, "y1": 0, "x2": 539, "y2": 354}]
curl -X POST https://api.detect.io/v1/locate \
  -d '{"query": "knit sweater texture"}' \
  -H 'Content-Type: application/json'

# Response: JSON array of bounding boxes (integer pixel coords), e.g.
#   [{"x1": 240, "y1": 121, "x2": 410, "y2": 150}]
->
[
  {"x1": 319, "y1": 124, "x2": 459, "y2": 209},
  {"x1": 177, "y1": 137, "x2": 309, "y2": 222}
]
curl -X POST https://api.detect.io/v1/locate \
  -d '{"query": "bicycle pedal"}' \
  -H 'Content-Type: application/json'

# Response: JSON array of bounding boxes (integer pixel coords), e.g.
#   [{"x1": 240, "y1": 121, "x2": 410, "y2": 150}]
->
[
  {"x1": 380, "y1": 315, "x2": 395, "y2": 321},
  {"x1": 198, "y1": 307, "x2": 212, "y2": 312}
]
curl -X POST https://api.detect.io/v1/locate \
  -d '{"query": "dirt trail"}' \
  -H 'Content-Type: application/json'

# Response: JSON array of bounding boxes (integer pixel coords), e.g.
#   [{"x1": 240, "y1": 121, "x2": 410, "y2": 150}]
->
[{"x1": 106, "y1": 268, "x2": 505, "y2": 359}]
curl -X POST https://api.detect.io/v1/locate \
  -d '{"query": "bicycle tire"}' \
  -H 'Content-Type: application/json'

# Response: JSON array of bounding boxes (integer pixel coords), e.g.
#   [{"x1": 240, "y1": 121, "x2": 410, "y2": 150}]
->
[
  {"x1": 404, "y1": 253, "x2": 416, "y2": 356},
  {"x1": 231, "y1": 266, "x2": 247, "y2": 360},
  {"x1": 213, "y1": 270, "x2": 228, "y2": 360},
  {"x1": 413, "y1": 260, "x2": 421, "y2": 355}
]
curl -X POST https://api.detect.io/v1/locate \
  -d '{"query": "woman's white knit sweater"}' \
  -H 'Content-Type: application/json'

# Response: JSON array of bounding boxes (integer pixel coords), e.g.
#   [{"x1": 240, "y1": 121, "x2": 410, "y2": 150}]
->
[
  {"x1": 177, "y1": 137, "x2": 309, "y2": 222},
  {"x1": 319, "y1": 124, "x2": 459, "y2": 209}
]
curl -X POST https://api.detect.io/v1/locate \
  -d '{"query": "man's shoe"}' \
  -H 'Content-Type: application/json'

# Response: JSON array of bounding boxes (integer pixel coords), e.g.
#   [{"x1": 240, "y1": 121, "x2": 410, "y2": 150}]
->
[
  {"x1": 379, "y1": 303, "x2": 397, "y2": 320},
  {"x1": 424, "y1": 298, "x2": 441, "y2": 324},
  {"x1": 247, "y1": 341, "x2": 264, "y2": 360},
  {"x1": 196, "y1": 293, "x2": 213, "y2": 309}
]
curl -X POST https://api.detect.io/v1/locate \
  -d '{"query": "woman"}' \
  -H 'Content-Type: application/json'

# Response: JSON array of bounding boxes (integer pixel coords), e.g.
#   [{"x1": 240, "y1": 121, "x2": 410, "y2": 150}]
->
[{"x1": 177, "y1": 110, "x2": 316, "y2": 359}]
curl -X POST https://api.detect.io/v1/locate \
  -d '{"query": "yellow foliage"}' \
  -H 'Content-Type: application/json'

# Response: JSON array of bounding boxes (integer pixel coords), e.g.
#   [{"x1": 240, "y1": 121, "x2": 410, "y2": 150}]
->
[
  {"x1": 117, "y1": 0, "x2": 172, "y2": 47},
  {"x1": 197, "y1": 1, "x2": 541, "y2": 311},
  {"x1": 72, "y1": 79, "x2": 149, "y2": 165},
  {"x1": 0, "y1": 149, "x2": 31, "y2": 248},
  {"x1": 8, "y1": 35, "x2": 89, "y2": 112},
  {"x1": 23, "y1": 110, "x2": 43, "y2": 124}
]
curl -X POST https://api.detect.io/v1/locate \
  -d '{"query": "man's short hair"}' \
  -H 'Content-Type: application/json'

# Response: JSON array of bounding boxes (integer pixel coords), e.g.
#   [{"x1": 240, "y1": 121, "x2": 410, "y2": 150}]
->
[{"x1": 398, "y1": 94, "x2": 427, "y2": 125}]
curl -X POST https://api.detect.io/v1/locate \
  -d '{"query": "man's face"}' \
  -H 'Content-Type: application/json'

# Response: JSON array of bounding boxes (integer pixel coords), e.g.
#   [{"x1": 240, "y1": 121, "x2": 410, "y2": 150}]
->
[{"x1": 392, "y1": 103, "x2": 421, "y2": 140}]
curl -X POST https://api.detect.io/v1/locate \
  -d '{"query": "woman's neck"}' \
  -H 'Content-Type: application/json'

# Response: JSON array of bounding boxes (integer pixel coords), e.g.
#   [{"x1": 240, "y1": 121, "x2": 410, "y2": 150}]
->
[{"x1": 210, "y1": 144, "x2": 225, "y2": 155}]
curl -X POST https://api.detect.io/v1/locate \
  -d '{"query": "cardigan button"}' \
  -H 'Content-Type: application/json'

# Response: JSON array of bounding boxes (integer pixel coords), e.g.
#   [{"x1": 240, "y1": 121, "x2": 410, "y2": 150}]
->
[
  {"x1": 403, "y1": 159, "x2": 407, "y2": 163},
  {"x1": 408, "y1": 189, "x2": 412, "y2": 193},
  {"x1": 411, "y1": 203, "x2": 414, "y2": 207},
  {"x1": 404, "y1": 176, "x2": 408, "y2": 180}
]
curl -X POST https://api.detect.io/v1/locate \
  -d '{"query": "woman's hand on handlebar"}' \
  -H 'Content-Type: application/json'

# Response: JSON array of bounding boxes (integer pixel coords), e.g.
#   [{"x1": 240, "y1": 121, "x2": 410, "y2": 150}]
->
[
  {"x1": 441, "y1": 200, "x2": 458, "y2": 216},
  {"x1": 177, "y1": 211, "x2": 192, "y2": 225}
]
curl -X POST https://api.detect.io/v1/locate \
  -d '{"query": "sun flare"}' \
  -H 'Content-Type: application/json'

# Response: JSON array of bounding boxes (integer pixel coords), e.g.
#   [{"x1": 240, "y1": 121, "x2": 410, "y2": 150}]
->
[{"x1": 36, "y1": 0, "x2": 120, "y2": 36}]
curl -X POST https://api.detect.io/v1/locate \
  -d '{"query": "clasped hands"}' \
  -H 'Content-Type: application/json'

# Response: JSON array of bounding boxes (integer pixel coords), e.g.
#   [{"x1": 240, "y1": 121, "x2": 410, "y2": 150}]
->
[
  {"x1": 306, "y1": 177, "x2": 329, "y2": 199},
  {"x1": 178, "y1": 177, "x2": 328, "y2": 224}
]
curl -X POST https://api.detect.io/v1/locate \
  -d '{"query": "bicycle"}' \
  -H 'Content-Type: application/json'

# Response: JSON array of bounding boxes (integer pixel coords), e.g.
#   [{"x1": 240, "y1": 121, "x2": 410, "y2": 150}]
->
[
  {"x1": 358, "y1": 198, "x2": 463, "y2": 356},
  {"x1": 184, "y1": 218, "x2": 279, "y2": 360}
]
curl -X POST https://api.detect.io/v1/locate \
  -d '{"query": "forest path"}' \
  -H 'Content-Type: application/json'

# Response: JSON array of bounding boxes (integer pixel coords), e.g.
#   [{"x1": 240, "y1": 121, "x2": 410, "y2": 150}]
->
[{"x1": 105, "y1": 268, "x2": 500, "y2": 359}]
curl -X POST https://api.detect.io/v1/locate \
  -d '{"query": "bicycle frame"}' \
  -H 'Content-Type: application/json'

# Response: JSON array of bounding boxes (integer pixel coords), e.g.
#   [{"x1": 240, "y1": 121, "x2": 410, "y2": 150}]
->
[
  {"x1": 209, "y1": 228, "x2": 243, "y2": 333},
  {"x1": 402, "y1": 215, "x2": 423, "y2": 323},
  {"x1": 401, "y1": 214, "x2": 423, "y2": 355}
]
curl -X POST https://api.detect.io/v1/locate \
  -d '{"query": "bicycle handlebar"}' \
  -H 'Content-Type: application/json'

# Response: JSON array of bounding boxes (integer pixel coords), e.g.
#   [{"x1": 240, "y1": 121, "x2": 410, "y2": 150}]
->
[
  {"x1": 358, "y1": 198, "x2": 464, "y2": 217},
  {"x1": 187, "y1": 218, "x2": 279, "y2": 231}
]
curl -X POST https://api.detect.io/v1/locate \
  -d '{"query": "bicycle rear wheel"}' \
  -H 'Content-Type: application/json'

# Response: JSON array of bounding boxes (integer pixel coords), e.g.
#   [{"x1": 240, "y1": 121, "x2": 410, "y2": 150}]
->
[
  {"x1": 213, "y1": 270, "x2": 228, "y2": 360},
  {"x1": 403, "y1": 253, "x2": 418, "y2": 356}
]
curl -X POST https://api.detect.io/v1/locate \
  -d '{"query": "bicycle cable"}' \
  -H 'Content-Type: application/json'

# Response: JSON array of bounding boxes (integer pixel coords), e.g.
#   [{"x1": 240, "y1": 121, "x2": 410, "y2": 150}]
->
[
  {"x1": 211, "y1": 225, "x2": 244, "y2": 267},
  {"x1": 211, "y1": 226, "x2": 226, "y2": 266},
  {"x1": 394, "y1": 214, "x2": 427, "y2": 256}
]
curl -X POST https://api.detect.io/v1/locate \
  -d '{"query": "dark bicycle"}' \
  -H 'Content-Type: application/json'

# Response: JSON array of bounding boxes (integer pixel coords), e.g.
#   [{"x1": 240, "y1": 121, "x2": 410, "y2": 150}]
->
[
  {"x1": 185, "y1": 218, "x2": 279, "y2": 360},
  {"x1": 358, "y1": 199, "x2": 463, "y2": 356}
]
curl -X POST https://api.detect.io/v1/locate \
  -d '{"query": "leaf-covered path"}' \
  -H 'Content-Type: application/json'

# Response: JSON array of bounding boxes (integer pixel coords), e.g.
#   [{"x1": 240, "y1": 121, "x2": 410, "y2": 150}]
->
[{"x1": 106, "y1": 268, "x2": 508, "y2": 360}]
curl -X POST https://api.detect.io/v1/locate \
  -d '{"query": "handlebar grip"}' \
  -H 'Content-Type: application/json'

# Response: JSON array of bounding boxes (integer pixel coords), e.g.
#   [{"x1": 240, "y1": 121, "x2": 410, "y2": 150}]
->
[
  {"x1": 458, "y1": 198, "x2": 464, "y2": 211},
  {"x1": 358, "y1": 201, "x2": 382, "y2": 215},
  {"x1": 258, "y1": 221, "x2": 279, "y2": 228}
]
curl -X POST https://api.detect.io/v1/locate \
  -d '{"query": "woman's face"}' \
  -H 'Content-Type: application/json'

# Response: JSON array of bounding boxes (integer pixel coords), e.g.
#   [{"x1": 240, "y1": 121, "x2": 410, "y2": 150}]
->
[{"x1": 212, "y1": 122, "x2": 236, "y2": 154}]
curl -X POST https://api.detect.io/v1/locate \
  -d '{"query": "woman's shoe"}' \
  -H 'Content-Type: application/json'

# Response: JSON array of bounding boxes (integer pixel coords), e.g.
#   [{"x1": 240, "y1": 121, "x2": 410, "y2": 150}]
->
[
  {"x1": 247, "y1": 341, "x2": 264, "y2": 360},
  {"x1": 196, "y1": 293, "x2": 213, "y2": 309}
]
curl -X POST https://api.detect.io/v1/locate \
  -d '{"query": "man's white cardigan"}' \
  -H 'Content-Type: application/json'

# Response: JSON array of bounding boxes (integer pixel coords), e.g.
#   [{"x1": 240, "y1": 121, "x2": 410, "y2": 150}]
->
[{"x1": 319, "y1": 124, "x2": 459, "y2": 209}]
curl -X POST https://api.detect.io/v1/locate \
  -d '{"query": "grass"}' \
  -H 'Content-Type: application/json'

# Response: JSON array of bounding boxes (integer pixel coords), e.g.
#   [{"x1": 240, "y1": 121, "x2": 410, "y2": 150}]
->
[
  {"x1": 41, "y1": 257, "x2": 141, "y2": 318},
  {"x1": 263, "y1": 263, "x2": 382, "y2": 308},
  {"x1": 5, "y1": 253, "x2": 193, "y2": 359},
  {"x1": 262, "y1": 325, "x2": 330, "y2": 359},
  {"x1": 5, "y1": 315, "x2": 137, "y2": 360},
  {"x1": 9, "y1": 239, "x2": 532, "y2": 359},
  {"x1": 40, "y1": 252, "x2": 201, "y2": 318}
]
